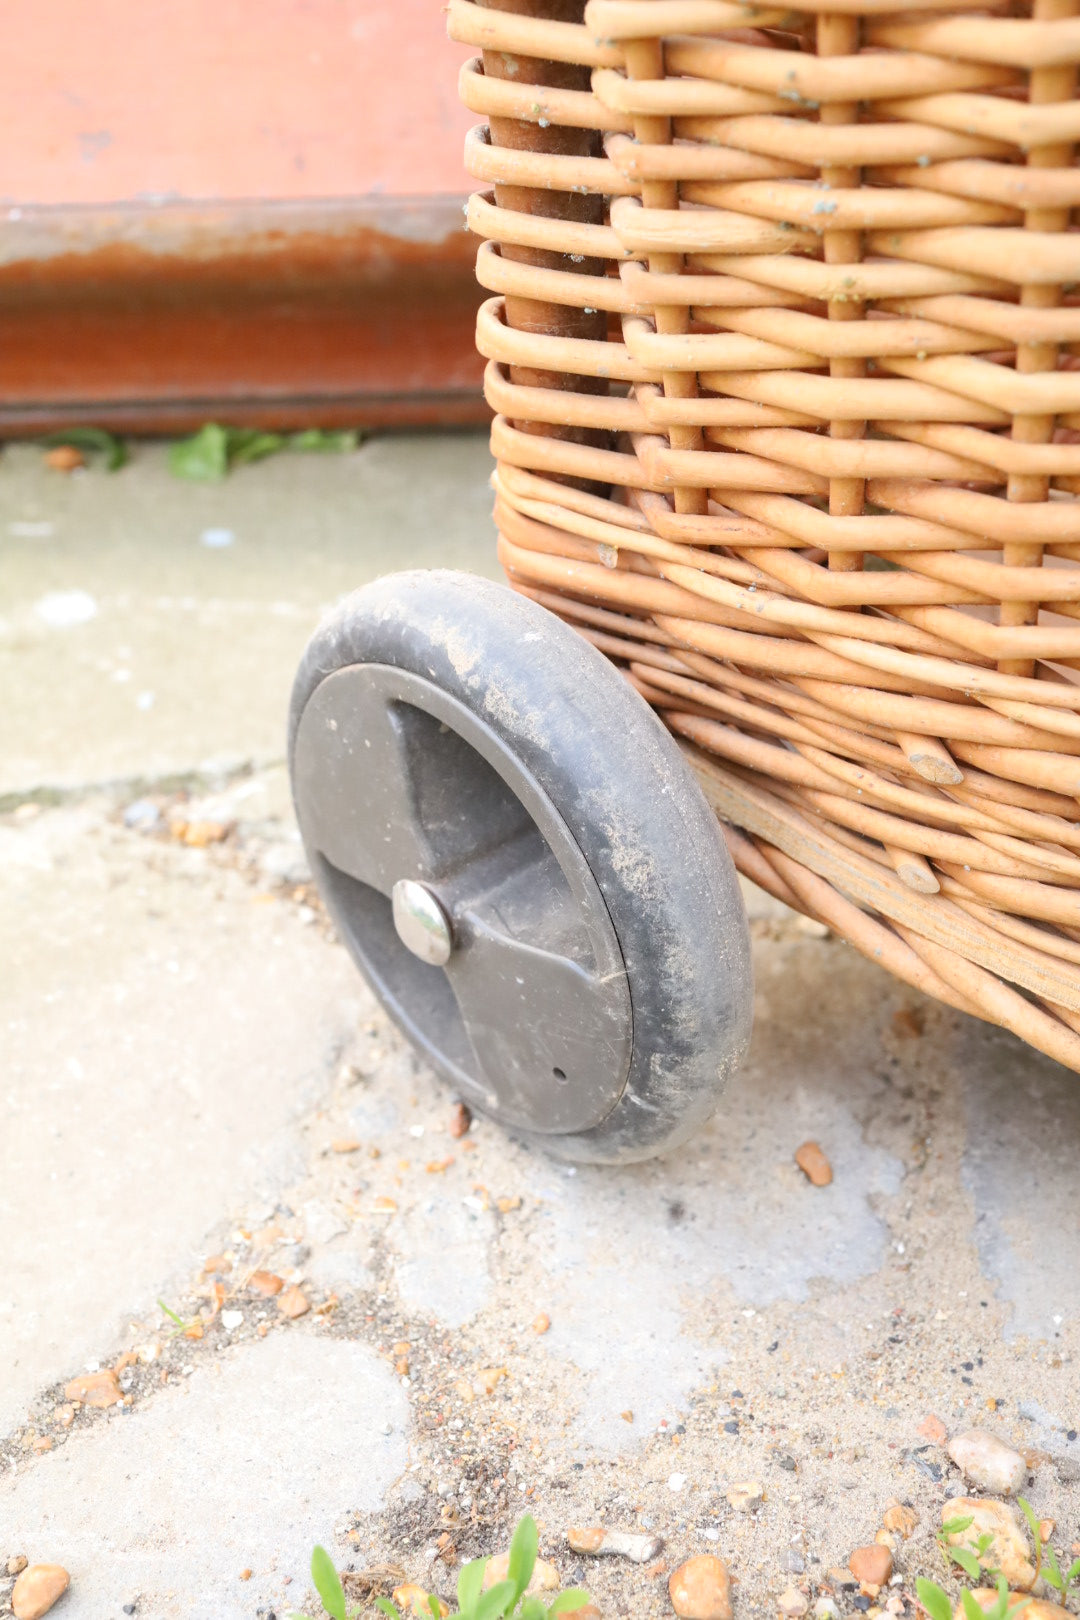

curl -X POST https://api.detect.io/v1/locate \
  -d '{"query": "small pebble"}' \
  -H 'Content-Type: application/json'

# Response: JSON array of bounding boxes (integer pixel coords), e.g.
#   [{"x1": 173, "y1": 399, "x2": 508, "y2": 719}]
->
[
  {"x1": 947, "y1": 1429, "x2": 1026, "y2": 1495},
  {"x1": 483, "y1": 1554, "x2": 558, "y2": 1594},
  {"x1": 11, "y1": 1564, "x2": 70, "y2": 1620},
  {"x1": 567, "y1": 1527, "x2": 663, "y2": 1564},
  {"x1": 448, "y1": 1102, "x2": 472, "y2": 1138},
  {"x1": 248, "y1": 1271, "x2": 284, "y2": 1297},
  {"x1": 44, "y1": 445, "x2": 85, "y2": 472},
  {"x1": 532, "y1": 1313, "x2": 551, "y2": 1335},
  {"x1": 883, "y1": 1504, "x2": 917, "y2": 1538},
  {"x1": 726, "y1": 1481, "x2": 764, "y2": 1513},
  {"x1": 7, "y1": 1556, "x2": 28, "y2": 1576},
  {"x1": 669, "y1": 1555, "x2": 732, "y2": 1620},
  {"x1": 849, "y1": 1546, "x2": 892, "y2": 1586},
  {"x1": 794, "y1": 1142, "x2": 832, "y2": 1186},
  {"x1": 777, "y1": 1587, "x2": 809, "y2": 1617},
  {"x1": 122, "y1": 799, "x2": 160, "y2": 832},
  {"x1": 917, "y1": 1414, "x2": 948, "y2": 1445},
  {"x1": 64, "y1": 1369, "x2": 122, "y2": 1408},
  {"x1": 473, "y1": 1367, "x2": 507, "y2": 1396},
  {"x1": 276, "y1": 1285, "x2": 310, "y2": 1319}
]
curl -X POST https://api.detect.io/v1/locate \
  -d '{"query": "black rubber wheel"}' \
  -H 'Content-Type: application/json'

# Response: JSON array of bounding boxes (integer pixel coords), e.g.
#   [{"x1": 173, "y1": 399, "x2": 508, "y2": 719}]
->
[{"x1": 288, "y1": 570, "x2": 752, "y2": 1163}]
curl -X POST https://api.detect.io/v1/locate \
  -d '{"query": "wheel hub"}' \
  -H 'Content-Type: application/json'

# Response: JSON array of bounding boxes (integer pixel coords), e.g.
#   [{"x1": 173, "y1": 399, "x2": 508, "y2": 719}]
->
[{"x1": 291, "y1": 663, "x2": 633, "y2": 1135}]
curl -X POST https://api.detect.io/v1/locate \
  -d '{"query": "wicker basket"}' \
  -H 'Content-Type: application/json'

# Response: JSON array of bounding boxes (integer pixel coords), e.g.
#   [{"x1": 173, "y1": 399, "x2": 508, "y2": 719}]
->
[{"x1": 449, "y1": 0, "x2": 1080, "y2": 1071}]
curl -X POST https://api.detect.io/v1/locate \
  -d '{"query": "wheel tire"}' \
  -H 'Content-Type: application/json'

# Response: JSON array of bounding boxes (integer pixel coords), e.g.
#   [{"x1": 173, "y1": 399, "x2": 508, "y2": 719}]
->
[{"x1": 288, "y1": 569, "x2": 752, "y2": 1163}]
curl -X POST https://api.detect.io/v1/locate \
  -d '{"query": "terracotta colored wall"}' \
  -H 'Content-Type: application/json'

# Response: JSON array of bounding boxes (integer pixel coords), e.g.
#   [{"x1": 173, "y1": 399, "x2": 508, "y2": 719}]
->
[{"x1": 0, "y1": 0, "x2": 475, "y2": 204}]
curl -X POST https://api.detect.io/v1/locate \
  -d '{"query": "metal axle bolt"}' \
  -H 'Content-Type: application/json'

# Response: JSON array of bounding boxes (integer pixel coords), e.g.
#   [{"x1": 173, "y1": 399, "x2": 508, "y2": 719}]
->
[{"x1": 392, "y1": 879, "x2": 453, "y2": 966}]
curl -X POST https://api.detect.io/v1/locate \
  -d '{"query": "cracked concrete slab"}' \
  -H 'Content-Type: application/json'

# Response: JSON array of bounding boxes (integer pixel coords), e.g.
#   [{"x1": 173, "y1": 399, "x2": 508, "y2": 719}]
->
[
  {"x1": 391, "y1": 1194, "x2": 497, "y2": 1330},
  {"x1": 0, "y1": 797, "x2": 364, "y2": 1436},
  {"x1": 4, "y1": 778, "x2": 1079, "y2": 1619},
  {"x1": 0, "y1": 1334, "x2": 408, "y2": 1620}
]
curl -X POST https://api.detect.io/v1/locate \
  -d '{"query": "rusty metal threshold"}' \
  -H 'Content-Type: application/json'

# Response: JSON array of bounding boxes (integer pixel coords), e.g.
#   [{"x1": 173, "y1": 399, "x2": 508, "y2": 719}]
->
[{"x1": 0, "y1": 196, "x2": 487, "y2": 433}]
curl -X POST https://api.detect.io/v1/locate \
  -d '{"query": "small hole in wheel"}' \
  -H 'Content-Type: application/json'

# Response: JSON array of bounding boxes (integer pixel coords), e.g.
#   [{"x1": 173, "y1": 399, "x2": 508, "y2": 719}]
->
[{"x1": 552, "y1": 1066, "x2": 567, "y2": 1083}]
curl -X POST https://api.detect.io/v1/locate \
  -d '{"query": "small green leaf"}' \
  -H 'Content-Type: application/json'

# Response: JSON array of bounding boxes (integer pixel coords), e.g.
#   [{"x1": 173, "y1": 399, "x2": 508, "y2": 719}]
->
[
  {"x1": 916, "y1": 1577, "x2": 955, "y2": 1620},
  {"x1": 427, "y1": 1596, "x2": 444, "y2": 1620},
  {"x1": 942, "y1": 1516, "x2": 977, "y2": 1537},
  {"x1": 1039, "y1": 1536, "x2": 1062, "y2": 1590},
  {"x1": 311, "y1": 1545, "x2": 347, "y2": 1620},
  {"x1": 42, "y1": 427, "x2": 129, "y2": 470},
  {"x1": 519, "y1": 1600, "x2": 547, "y2": 1620},
  {"x1": 961, "y1": 1592, "x2": 986, "y2": 1620},
  {"x1": 157, "y1": 1298, "x2": 185, "y2": 1326},
  {"x1": 474, "y1": 1579, "x2": 516, "y2": 1620},
  {"x1": 227, "y1": 428, "x2": 284, "y2": 466},
  {"x1": 458, "y1": 1557, "x2": 488, "y2": 1616},
  {"x1": 169, "y1": 423, "x2": 230, "y2": 481},
  {"x1": 288, "y1": 428, "x2": 358, "y2": 453},
  {"x1": 375, "y1": 1600, "x2": 402, "y2": 1620},
  {"x1": 950, "y1": 1547, "x2": 982, "y2": 1579},
  {"x1": 975, "y1": 1534, "x2": 995, "y2": 1556},
  {"x1": 508, "y1": 1515, "x2": 539, "y2": 1604},
  {"x1": 1017, "y1": 1498, "x2": 1040, "y2": 1538},
  {"x1": 1063, "y1": 1557, "x2": 1080, "y2": 1586},
  {"x1": 996, "y1": 1575, "x2": 1029, "y2": 1620},
  {"x1": 1016, "y1": 1497, "x2": 1043, "y2": 1585},
  {"x1": 547, "y1": 1592, "x2": 591, "y2": 1614}
]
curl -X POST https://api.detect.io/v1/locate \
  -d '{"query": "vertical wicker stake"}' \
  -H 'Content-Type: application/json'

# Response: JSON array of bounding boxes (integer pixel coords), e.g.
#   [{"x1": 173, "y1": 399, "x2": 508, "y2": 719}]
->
[
  {"x1": 621, "y1": 34, "x2": 708, "y2": 519},
  {"x1": 999, "y1": 0, "x2": 1078, "y2": 678},
  {"x1": 816, "y1": 12, "x2": 865, "y2": 580},
  {"x1": 477, "y1": 0, "x2": 611, "y2": 486}
]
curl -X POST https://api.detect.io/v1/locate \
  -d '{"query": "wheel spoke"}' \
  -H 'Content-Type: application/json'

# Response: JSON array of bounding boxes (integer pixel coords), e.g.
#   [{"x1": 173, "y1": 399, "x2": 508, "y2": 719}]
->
[
  {"x1": 292, "y1": 668, "x2": 430, "y2": 894},
  {"x1": 442, "y1": 848, "x2": 631, "y2": 1133}
]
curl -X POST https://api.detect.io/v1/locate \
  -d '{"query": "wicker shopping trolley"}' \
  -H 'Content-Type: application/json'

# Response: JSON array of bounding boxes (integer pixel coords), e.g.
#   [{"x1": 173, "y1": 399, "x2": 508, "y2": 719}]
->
[{"x1": 289, "y1": 0, "x2": 1080, "y2": 1161}]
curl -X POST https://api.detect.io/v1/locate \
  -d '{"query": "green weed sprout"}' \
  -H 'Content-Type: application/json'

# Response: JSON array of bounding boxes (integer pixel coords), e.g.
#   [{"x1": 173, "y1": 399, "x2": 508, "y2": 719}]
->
[
  {"x1": 290, "y1": 1516, "x2": 590, "y2": 1620},
  {"x1": 1018, "y1": 1496, "x2": 1080, "y2": 1605},
  {"x1": 917, "y1": 1574, "x2": 1029, "y2": 1620},
  {"x1": 938, "y1": 1513, "x2": 996, "y2": 1581}
]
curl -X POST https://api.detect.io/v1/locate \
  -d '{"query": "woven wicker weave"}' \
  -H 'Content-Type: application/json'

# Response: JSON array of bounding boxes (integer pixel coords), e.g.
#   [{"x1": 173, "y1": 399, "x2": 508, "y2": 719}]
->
[{"x1": 449, "y1": 0, "x2": 1080, "y2": 1070}]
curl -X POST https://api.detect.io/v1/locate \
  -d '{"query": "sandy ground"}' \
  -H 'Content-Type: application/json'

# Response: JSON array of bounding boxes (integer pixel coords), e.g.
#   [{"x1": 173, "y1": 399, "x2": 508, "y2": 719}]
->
[{"x1": 1, "y1": 438, "x2": 1077, "y2": 1620}]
